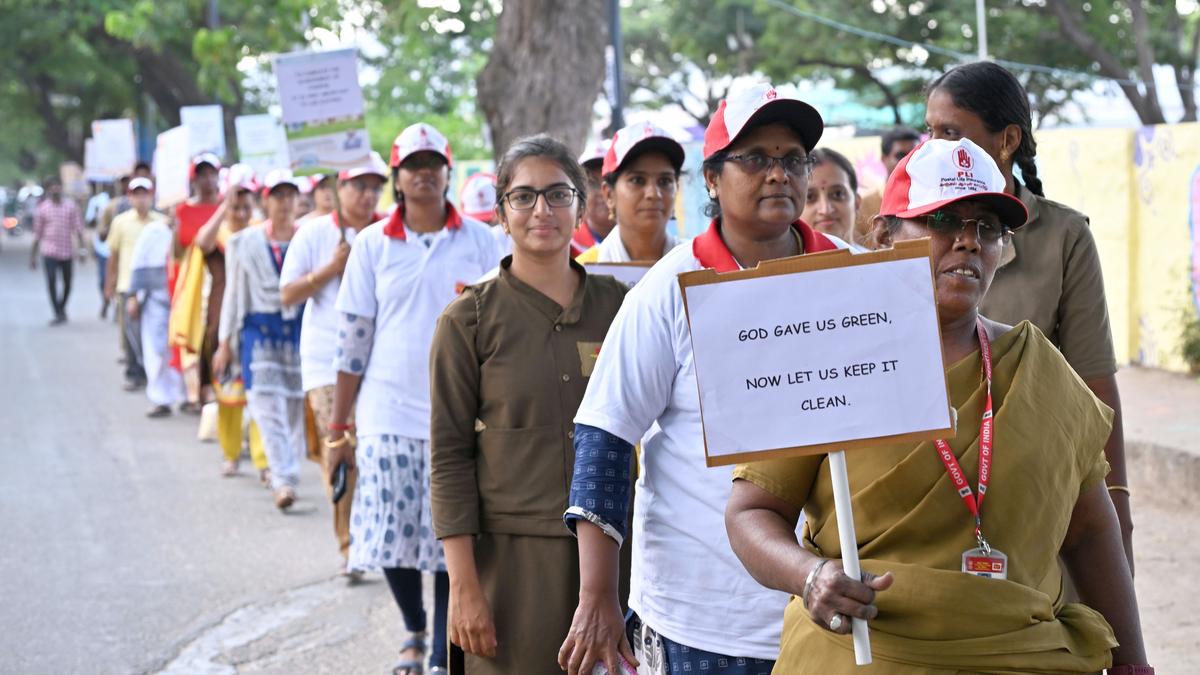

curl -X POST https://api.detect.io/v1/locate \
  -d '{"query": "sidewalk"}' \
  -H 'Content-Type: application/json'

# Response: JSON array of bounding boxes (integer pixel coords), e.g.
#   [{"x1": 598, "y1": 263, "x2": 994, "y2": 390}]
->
[{"x1": 1117, "y1": 366, "x2": 1200, "y2": 506}]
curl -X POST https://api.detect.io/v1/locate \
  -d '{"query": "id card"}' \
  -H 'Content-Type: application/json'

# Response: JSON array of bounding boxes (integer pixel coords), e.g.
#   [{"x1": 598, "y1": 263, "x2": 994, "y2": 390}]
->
[{"x1": 962, "y1": 547, "x2": 1008, "y2": 579}]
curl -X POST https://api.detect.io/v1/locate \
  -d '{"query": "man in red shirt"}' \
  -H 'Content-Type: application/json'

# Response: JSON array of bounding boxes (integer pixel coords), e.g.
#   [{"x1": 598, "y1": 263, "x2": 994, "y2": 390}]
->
[
  {"x1": 31, "y1": 176, "x2": 87, "y2": 325},
  {"x1": 175, "y1": 153, "x2": 222, "y2": 253}
]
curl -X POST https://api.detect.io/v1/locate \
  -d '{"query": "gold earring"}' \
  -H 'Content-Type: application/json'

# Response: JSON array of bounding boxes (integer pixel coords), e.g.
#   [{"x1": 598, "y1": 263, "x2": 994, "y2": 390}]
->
[
  {"x1": 608, "y1": 205, "x2": 616, "y2": 222},
  {"x1": 999, "y1": 150, "x2": 1011, "y2": 163},
  {"x1": 707, "y1": 188, "x2": 717, "y2": 199}
]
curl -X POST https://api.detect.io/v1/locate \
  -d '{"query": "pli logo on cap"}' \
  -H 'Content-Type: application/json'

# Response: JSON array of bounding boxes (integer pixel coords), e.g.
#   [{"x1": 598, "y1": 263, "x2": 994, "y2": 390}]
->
[
  {"x1": 956, "y1": 147, "x2": 974, "y2": 170},
  {"x1": 764, "y1": 88, "x2": 778, "y2": 101}
]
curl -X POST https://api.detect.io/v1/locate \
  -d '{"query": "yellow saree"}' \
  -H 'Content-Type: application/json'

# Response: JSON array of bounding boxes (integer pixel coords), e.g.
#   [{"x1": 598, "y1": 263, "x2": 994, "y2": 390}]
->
[{"x1": 735, "y1": 321, "x2": 1117, "y2": 674}]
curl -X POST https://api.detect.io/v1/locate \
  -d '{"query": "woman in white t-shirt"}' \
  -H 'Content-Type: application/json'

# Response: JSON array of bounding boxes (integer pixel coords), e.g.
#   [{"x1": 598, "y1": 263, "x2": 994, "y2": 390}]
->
[
  {"x1": 574, "y1": 121, "x2": 684, "y2": 265},
  {"x1": 278, "y1": 153, "x2": 387, "y2": 575},
  {"x1": 325, "y1": 123, "x2": 502, "y2": 675},
  {"x1": 558, "y1": 85, "x2": 852, "y2": 675}
]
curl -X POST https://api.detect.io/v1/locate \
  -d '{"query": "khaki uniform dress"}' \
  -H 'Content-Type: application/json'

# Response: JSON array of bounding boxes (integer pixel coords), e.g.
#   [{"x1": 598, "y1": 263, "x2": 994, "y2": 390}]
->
[
  {"x1": 430, "y1": 258, "x2": 629, "y2": 675},
  {"x1": 981, "y1": 183, "x2": 1118, "y2": 381}
]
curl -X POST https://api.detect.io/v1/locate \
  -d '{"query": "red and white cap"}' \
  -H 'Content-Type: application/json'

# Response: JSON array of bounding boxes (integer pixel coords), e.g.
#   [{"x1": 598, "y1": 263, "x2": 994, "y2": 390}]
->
[
  {"x1": 458, "y1": 172, "x2": 497, "y2": 221},
  {"x1": 390, "y1": 123, "x2": 452, "y2": 168},
  {"x1": 577, "y1": 139, "x2": 612, "y2": 168},
  {"x1": 602, "y1": 121, "x2": 685, "y2": 177},
  {"x1": 224, "y1": 163, "x2": 258, "y2": 193},
  {"x1": 189, "y1": 152, "x2": 222, "y2": 180},
  {"x1": 339, "y1": 152, "x2": 389, "y2": 182},
  {"x1": 128, "y1": 177, "x2": 154, "y2": 192},
  {"x1": 703, "y1": 83, "x2": 824, "y2": 159},
  {"x1": 261, "y1": 168, "x2": 301, "y2": 197},
  {"x1": 879, "y1": 138, "x2": 1028, "y2": 229}
]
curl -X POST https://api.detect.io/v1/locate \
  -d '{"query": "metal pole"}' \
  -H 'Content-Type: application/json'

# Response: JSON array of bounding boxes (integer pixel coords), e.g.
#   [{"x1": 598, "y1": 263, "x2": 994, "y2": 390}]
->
[
  {"x1": 609, "y1": 0, "x2": 625, "y2": 129},
  {"x1": 208, "y1": 0, "x2": 219, "y2": 28},
  {"x1": 975, "y1": 0, "x2": 988, "y2": 60}
]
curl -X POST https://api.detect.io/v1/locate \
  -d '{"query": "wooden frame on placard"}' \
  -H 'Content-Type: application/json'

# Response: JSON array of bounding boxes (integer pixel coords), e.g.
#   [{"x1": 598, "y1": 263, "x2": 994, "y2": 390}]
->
[{"x1": 678, "y1": 238, "x2": 956, "y2": 467}]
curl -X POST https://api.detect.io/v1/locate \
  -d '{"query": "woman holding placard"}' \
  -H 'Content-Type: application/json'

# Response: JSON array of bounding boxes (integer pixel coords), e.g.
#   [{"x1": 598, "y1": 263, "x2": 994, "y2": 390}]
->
[
  {"x1": 559, "y1": 85, "x2": 853, "y2": 675},
  {"x1": 430, "y1": 134, "x2": 628, "y2": 675},
  {"x1": 725, "y1": 138, "x2": 1150, "y2": 674},
  {"x1": 574, "y1": 121, "x2": 684, "y2": 264}
]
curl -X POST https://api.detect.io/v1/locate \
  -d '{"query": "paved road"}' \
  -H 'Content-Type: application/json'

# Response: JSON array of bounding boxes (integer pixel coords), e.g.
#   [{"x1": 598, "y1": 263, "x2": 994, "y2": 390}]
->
[{"x1": 1, "y1": 232, "x2": 1196, "y2": 673}]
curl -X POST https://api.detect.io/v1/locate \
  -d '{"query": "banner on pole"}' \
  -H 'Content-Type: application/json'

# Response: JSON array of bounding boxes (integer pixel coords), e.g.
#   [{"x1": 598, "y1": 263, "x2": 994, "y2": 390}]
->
[
  {"x1": 154, "y1": 126, "x2": 191, "y2": 209},
  {"x1": 678, "y1": 240, "x2": 955, "y2": 467},
  {"x1": 235, "y1": 114, "x2": 290, "y2": 178},
  {"x1": 89, "y1": 119, "x2": 138, "y2": 180},
  {"x1": 180, "y1": 104, "x2": 227, "y2": 159},
  {"x1": 273, "y1": 48, "x2": 370, "y2": 175}
]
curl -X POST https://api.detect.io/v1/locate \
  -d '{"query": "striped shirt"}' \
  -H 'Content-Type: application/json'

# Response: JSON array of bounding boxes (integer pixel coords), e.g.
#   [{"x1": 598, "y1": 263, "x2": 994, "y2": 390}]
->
[{"x1": 34, "y1": 198, "x2": 84, "y2": 260}]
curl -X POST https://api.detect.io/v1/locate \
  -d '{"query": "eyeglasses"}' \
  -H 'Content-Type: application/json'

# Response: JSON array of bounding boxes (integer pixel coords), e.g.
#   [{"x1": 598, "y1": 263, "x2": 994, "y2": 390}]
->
[
  {"x1": 724, "y1": 152, "x2": 815, "y2": 177},
  {"x1": 502, "y1": 186, "x2": 580, "y2": 210},
  {"x1": 922, "y1": 210, "x2": 1011, "y2": 243}
]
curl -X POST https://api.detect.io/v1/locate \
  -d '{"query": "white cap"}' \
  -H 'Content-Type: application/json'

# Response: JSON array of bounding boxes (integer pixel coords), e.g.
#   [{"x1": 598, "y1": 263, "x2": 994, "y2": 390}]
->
[
  {"x1": 224, "y1": 163, "x2": 258, "y2": 193},
  {"x1": 261, "y1": 168, "x2": 301, "y2": 197},
  {"x1": 880, "y1": 138, "x2": 1028, "y2": 229},
  {"x1": 339, "y1": 152, "x2": 389, "y2": 182},
  {"x1": 459, "y1": 172, "x2": 497, "y2": 221},
  {"x1": 602, "y1": 121, "x2": 685, "y2": 177},
  {"x1": 577, "y1": 139, "x2": 612, "y2": 167},
  {"x1": 703, "y1": 83, "x2": 823, "y2": 159},
  {"x1": 128, "y1": 177, "x2": 154, "y2": 192},
  {"x1": 390, "y1": 123, "x2": 452, "y2": 168}
]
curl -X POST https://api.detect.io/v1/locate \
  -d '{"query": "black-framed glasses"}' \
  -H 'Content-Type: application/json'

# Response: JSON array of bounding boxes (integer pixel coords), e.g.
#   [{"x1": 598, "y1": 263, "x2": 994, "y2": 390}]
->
[
  {"x1": 922, "y1": 210, "x2": 1011, "y2": 243},
  {"x1": 502, "y1": 186, "x2": 580, "y2": 210},
  {"x1": 724, "y1": 152, "x2": 815, "y2": 177}
]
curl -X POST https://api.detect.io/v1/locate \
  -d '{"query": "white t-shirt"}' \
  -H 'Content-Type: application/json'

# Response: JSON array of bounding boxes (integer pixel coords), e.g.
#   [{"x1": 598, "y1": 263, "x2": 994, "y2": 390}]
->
[
  {"x1": 335, "y1": 212, "x2": 502, "y2": 439},
  {"x1": 279, "y1": 213, "x2": 359, "y2": 392},
  {"x1": 574, "y1": 220, "x2": 849, "y2": 659}
]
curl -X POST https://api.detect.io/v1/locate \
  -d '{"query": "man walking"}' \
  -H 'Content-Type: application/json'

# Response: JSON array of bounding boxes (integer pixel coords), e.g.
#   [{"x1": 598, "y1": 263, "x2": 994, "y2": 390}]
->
[
  {"x1": 31, "y1": 176, "x2": 87, "y2": 325},
  {"x1": 106, "y1": 178, "x2": 163, "y2": 390}
]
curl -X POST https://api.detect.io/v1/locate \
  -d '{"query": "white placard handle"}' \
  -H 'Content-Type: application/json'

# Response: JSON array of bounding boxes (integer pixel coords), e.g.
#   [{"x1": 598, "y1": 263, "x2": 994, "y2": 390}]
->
[{"x1": 827, "y1": 450, "x2": 872, "y2": 665}]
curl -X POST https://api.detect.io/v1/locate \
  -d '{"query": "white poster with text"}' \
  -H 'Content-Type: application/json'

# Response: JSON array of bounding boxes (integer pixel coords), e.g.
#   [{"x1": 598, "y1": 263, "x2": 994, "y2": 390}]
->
[
  {"x1": 180, "y1": 104, "x2": 226, "y2": 158},
  {"x1": 273, "y1": 48, "x2": 370, "y2": 174},
  {"x1": 680, "y1": 243, "x2": 953, "y2": 465}
]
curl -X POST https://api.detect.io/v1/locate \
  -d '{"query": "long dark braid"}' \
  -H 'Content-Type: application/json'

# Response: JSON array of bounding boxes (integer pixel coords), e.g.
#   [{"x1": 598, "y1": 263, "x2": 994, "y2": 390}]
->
[{"x1": 929, "y1": 62, "x2": 1045, "y2": 197}]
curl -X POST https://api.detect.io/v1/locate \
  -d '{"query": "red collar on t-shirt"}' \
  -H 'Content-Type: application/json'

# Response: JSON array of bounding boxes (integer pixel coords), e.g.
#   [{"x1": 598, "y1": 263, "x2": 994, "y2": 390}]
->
[
  {"x1": 382, "y1": 201, "x2": 463, "y2": 241},
  {"x1": 692, "y1": 217, "x2": 837, "y2": 273}
]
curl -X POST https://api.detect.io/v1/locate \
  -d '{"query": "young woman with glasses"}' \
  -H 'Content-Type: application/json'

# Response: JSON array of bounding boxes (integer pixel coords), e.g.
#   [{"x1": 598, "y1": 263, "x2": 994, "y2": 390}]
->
[{"x1": 429, "y1": 134, "x2": 629, "y2": 675}]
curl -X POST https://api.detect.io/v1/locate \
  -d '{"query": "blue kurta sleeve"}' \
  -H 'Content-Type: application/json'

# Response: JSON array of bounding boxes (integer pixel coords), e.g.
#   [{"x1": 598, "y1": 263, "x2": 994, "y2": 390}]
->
[{"x1": 564, "y1": 423, "x2": 635, "y2": 546}]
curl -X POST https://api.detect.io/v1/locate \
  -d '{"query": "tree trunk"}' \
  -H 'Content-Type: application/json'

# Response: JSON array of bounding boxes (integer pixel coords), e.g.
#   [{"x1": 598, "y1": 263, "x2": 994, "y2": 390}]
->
[
  {"x1": 476, "y1": 0, "x2": 609, "y2": 159},
  {"x1": 1043, "y1": 0, "x2": 1166, "y2": 125}
]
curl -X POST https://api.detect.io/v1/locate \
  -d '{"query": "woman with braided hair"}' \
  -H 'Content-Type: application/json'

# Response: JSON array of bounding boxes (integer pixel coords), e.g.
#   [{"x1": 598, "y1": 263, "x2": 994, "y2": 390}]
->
[{"x1": 924, "y1": 61, "x2": 1134, "y2": 571}]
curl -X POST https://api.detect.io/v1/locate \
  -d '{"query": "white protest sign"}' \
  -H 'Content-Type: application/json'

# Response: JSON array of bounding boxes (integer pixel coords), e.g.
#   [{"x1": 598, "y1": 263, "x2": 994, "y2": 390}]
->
[
  {"x1": 234, "y1": 114, "x2": 290, "y2": 177},
  {"x1": 273, "y1": 48, "x2": 370, "y2": 175},
  {"x1": 154, "y1": 126, "x2": 191, "y2": 209},
  {"x1": 89, "y1": 119, "x2": 137, "y2": 180},
  {"x1": 180, "y1": 104, "x2": 226, "y2": 158},
  {"x1": 679, "y1": 240, "x2": 953, "y2": 466},
  {"x1": 584, "y1": 262, "x2": 653, "y2": 288}
]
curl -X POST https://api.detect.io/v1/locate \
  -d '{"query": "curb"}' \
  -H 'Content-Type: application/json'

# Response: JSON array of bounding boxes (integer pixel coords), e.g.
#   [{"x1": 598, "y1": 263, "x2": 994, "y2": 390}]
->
[{"x1": 1127, "y1": 439, "x2": 1200, "y2": 508}]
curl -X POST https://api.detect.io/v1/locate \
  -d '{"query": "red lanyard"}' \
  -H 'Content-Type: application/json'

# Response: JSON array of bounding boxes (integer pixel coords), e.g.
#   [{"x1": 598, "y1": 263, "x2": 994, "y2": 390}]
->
[
  {"x1": 264, "y1": 221, "x2": 286, "y2": 272},
  {"x1": 932, "y1": 318, "x2": 995, "y2": 553}
]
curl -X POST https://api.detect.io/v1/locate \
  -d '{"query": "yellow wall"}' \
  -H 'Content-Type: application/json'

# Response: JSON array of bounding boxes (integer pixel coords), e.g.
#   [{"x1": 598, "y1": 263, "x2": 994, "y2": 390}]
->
[{"x1": 825, "y1": 123, "x2": 1200, "y2": 372}]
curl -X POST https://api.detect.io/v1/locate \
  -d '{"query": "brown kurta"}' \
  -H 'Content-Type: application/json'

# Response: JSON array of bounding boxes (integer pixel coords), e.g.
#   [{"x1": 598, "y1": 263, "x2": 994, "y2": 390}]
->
[
  {"x1": 430, "y1": 257, "x2": 628, "y2": 675},
  {"x1": 981, "y1": 183, "x2": 1117, "y2": 380}
]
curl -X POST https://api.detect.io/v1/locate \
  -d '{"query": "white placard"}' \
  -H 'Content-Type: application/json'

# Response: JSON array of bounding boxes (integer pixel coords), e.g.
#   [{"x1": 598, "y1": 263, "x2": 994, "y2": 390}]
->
[
  {"x1": 273, "y1": 48, "x2": 370, "y2": 174},
  {"x1": 180, "y1": 104, "x2": 226, "y2": 158},
  {"x1": 680, "y1": 242, "x2": 953, "y2": 465},
  {"x1": 89, "y1": 119, "x2": 137, "y2": 180},
  {"x1": 235, "y1": 114, "x2": 290, "y2": 177},
  {"x1": 154, "y1": 126, "x2": 191, "y2": 209},
  {"x1": 584, "y1": 262, "x2": 652, "y2": 288}
]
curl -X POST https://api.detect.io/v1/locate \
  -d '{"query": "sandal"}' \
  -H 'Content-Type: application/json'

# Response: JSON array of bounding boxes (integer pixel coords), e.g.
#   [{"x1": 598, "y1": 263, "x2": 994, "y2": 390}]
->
[
  {"x1": 393, "y1": 634, "x2": 426, "y2": 675},
  {"x1": 221, "y1": 460, "x2": 239, "y2": 477},
  {"x1": 258, "y1": 468, "x2": 272, "y2": 488}
]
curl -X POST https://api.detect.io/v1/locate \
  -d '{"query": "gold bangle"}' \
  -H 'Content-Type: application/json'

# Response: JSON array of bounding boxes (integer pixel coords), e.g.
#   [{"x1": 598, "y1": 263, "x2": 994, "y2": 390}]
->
[
  {"x1": 1107, "y1": 485, "x2": 1131, "y2": 496},
  {"x1": 323, "y1": 431, "x2": 355, "y2": 449}
]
